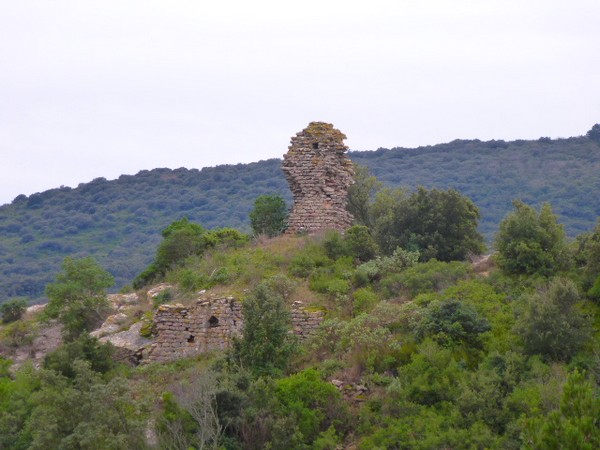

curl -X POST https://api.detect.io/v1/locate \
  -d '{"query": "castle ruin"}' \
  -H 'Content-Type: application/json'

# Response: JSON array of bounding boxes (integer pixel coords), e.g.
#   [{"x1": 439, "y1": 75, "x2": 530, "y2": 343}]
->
[
  {"x1": 282, "y1": 122, "x2": 354, "y2": 233},
  {"x1": 142, "y1": 297, "x2": 324, "y2": 363}
]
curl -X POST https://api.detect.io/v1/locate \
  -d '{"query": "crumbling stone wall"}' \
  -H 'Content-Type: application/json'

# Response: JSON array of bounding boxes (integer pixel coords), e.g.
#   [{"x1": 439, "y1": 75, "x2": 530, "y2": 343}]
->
[
  {"x1": 143, "y1": 297, "x2": 323, "y2": 363},
  {"x1": 282, "y1": 122, "x2": 354, "y2": 233}
]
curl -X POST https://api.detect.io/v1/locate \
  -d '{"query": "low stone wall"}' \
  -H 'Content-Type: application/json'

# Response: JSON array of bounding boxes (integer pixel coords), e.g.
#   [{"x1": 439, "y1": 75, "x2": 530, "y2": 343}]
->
[
  {"x1": 143, "y1": 297, "x2": 323, "y2": 363},
  {"x1": 144, "y1": 297, "x2": 242, "y2": 363},
  {"x1": 290, "y1": 301, "x2": 325, "y2": 339}
]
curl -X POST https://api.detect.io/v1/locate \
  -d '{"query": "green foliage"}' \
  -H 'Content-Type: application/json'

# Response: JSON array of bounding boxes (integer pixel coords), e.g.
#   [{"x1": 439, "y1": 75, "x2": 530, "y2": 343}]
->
[
  {"x1": 322, "y1": 226, "x2": 378, "y2": 263},
  {"x1": 308, "y1": 256, "x2": 353, "y2": 295},
  {"x1": 275, "y1": 369, "x2": 346, "y2": 443},
  {"x1": 249, "y1": 194, "x2": 288, "y2": 237},
  {"x1": 440, "y1": 279, "x2": 515, "y2": 352},
  {"x1": 25, "y1": 361, "x2": 145, "y2": 449},
  {"x1": 372, "y1": 186, "x2": 485, "y2": 261},
  {"x1": 353, "y1": 287, "x2": 379, "y2": 314},
  {"x1": 139, "y1": 311, "x2": 155, "y2": 338},
  {"x1": 515, "y1": 278, "x2": 592, "y2": 362},
  {"x1": 44, "y1": 256, "x2": 114, "y2": 341},
  {"x1": 576, "y1": 220, "x2": 600, "y2": 298},
  {"x1": 415, "y1": 299, "x2": 491, "y2": 349},
  {"x1": 0, "y1": 298, "x2": 27, "y2": 323},
  {"x1": 152, "y1": 288, "x2": 172, "y2": 308},
  {"x1": 133, "y1": 217, "x2": 249, "y2": 288},
  {"x1": 289, "y1": 242, "x2": 331, "y2": 277},
  {"x1": 522, "y1": 370, "x2": 600, "y2": 449},
  {"x1": 398, "y1": 340, "x2": 465, "y2": 406},
  {"x1": 1, "y1": 320, "x2": 37, "y2": 348},
  {"x1": 380, "y1": 259, "x2": 471, "y2": 298},
  {"x1": 495, "y1": 200, "x2": 570, "y2": 276},
  {"x1": 309, "y1": 308, "x2": 401, "y2": 373},
  {"x1": 355, "y1": 246, "x2": 420, "y2": 284},
  {"x1": 344, "y1": 226, "x2": 379, "y2": 262},
  {"x1": 43, "y1": 335, "x2": 115, "y2": 378},
  {"x1": 233, "y1": 280, "x2": 295, "y2": 376},
  {"x1": 0, "y1": 360, "x2": 144, "y2": 450},
  {"x1": 347, "y1": 164, "x2": 382, "y2": 227},
  {"x1": 158, "y1": 371, "x2": 223, "y2": 449},
  {"x1": 586, "y1": 123, "x2": 600, "y2": 143}
]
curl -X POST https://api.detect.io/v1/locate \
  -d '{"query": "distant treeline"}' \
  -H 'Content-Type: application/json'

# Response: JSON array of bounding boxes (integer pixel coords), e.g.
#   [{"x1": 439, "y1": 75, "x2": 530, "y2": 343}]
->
[{"x1": 0, "y1": 133, "x2": 599, "y2": 303}]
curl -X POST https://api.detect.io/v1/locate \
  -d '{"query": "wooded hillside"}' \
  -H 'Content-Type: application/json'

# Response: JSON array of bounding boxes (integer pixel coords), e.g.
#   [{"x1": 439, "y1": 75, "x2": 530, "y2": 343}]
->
[{"x1": 0, "y1": 133, "x2": 599, "y2": 303}]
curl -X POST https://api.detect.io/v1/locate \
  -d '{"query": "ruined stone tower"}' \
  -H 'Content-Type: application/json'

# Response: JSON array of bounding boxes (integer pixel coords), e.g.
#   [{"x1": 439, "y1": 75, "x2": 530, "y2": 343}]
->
[{"x1": 282, "y1": 122, "x2": 354, "y2": 233}]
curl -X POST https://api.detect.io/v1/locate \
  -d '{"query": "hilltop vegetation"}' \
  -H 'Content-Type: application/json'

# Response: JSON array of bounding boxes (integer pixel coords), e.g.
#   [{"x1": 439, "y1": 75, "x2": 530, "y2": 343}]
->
[
  {"x1": 1, "y1": 129, "x2": 599, "y2": 304},
  {"x1": 0, "y1": 196, "x2": 598, "y2": 448}
]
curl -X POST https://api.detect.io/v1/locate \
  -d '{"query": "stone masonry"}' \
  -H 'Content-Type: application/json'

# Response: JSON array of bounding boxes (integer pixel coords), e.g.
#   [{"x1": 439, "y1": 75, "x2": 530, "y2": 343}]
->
[
  {"x1": 143, "y1": 297, "x2": 324, "y2": 363},
  {"x1": 282, "y1": 122, "x2": 354, "y2": 233}
]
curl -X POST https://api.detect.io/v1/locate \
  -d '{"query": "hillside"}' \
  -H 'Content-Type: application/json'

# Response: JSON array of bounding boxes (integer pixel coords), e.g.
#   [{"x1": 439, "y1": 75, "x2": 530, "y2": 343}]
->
[
  {"x1": 1, "y1": 224, "x2": 598, "y2": 448},
  {"x1": 1, "y1": 133, "x2": 599, "y2": 304}
]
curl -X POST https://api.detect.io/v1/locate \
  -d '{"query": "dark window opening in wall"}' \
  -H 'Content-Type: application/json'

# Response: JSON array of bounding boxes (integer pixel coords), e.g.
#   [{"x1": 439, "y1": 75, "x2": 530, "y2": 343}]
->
[
  {"x1": 312, "y1": 142, "x2": 319, "y2": 149},
  {"x1": 187, "y1": 335, "x2": 195, "y2": 343},
  {"x1": 209, "y1": 316, "x2": 219, "y2": 327}
]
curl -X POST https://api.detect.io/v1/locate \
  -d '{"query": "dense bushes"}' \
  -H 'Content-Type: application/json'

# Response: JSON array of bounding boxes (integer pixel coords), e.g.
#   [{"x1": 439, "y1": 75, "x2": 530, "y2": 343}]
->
[
  {"x1": 133, "y1": 217, "x2": 249, "y2": 288},
  {"x1": 371, "y1": 186, "x2": 486, "y2": 261}
]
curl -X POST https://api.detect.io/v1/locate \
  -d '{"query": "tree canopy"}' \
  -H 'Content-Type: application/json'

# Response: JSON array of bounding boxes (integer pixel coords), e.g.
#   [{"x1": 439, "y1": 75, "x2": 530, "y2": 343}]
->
[
  {"x1": 494, "y1": 200, "x2": 569, "y2": 276},
  {"x1": 372, "y1": 186, "x2": 485, "y2": 261},
  {"x1": 44, "y1": 257, "x2": 114, "y2": 341},
  {"x1": 249, "y1": 194, "x2": 288, "y2": 237}
]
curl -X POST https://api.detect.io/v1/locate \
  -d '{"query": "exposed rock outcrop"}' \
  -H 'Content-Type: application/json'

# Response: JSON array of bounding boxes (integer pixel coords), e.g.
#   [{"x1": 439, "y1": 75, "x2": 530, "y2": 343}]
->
[{"x1": 282, "y1": 122, "x2": 354, "y2": 233}]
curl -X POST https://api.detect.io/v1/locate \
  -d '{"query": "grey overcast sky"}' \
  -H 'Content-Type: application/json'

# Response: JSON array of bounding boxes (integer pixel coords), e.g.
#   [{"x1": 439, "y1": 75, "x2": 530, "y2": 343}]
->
[{"x1": 1, "y1": 0, "x2": 599, "y2": 206}]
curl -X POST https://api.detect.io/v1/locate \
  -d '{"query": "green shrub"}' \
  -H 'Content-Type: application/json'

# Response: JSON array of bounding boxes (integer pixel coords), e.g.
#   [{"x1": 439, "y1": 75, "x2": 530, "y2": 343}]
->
[
  {"x1": 355, "y1": 247, "x2": 420, "y2": 283},
  {"x1": 353, "y1": 287, "x2": 379, "y2": 314},
  {"x1": 249, "y1": 194, "x2": 288, "y2": 237},
  {"x1": 289, "y1": 243, "x2": 331, "y2": 278},
  {"x1": 275, "y1": 369, "x2": 346, "y2": 444},
  {"x1": 495, "y1": 201, "x2": 570, "y2": 276},
  {"x1": 344, "y1": 225, "x2": 379, "y2": 262},
  {"x1": 0, "y1": 298, "x2": 28, "y2": 323},
  {"x1": 323, "y1": 226, "x2": 378, "y2": 263},
  {"x1": 522, "y1": 370, "x2": 600, "y2": 449},
  {"x1": 152, "y1": 289, "x2": 173, "y2": 308},
  {"x1": 43, "y1": 335, "x2": 115, "y2": 377},
  {"x1": 323, "y1": 231, "x2": 348, "y2": 260},
  {"x1": 175, "y1": 268, "x2": 206, "y2": 292},
  {"x1": 415, "y1": 299, "x2": 491, "y2": 349},
  {"x1": 310, "y1": 274, "x2": 351, "y2": 296},
  {"x1": 1, "y1": 320, "x2": 36, "y2": 347},
  {"x1": 514, "y1": 278, "x2": 591, "y2": 362},
  {"x1": 381, "y1": 259, "x2": 471, "y2": 298}
]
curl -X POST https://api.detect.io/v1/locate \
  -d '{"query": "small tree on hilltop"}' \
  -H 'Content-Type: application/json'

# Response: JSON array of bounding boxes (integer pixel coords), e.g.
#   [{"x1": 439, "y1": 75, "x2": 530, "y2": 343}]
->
[
  {"x1": 586, "y1": 123, "x2": 600, "y2": 143},
  {"x1": 372, "y1": 186, "x2": 485, "y2": 261},
  {"x1": 44, "y1": 256, "x2": 114, "y2": 341},
  {"x1": 249, "y1": 194, "x2": 288, "y2": 237},
  {"x1": 495, "y1": 200, "x2": 569, "y2": 276}
]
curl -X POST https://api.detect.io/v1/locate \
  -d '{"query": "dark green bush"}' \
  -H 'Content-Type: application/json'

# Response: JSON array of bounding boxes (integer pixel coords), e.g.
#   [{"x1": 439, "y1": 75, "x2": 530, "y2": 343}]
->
[
  {"x1": 0, "y1": 298, "x2": 27, "y2": 323},
  {"x1": 380, "y1": 260, "x2": 471, "y2": 298}
]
